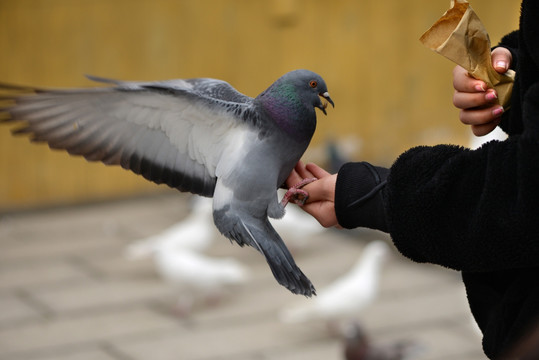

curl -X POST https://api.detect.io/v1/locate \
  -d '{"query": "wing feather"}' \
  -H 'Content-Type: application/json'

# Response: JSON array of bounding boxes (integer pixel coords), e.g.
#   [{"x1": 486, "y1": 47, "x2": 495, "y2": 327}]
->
[{"x1": 0, "y1": 77, "x2": 256, "y2": 197}]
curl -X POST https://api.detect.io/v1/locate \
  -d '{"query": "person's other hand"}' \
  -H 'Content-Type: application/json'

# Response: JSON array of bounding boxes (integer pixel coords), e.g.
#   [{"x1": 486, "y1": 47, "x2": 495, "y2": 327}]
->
[{"x1": 452, "y1": 47, "x2": 512, "y2": 136}]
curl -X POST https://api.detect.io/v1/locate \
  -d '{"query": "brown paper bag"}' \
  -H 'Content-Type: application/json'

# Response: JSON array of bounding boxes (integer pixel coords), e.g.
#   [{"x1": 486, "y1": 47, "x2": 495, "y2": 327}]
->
[{"x1": 420, "y1": 0, "x2": 515, "y2": 109}]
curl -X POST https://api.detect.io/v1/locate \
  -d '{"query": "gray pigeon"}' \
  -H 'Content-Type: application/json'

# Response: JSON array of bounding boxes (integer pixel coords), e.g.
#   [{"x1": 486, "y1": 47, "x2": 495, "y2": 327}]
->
[{"x1": 0, "y1": 70, "x2": 333, "y2": 296}]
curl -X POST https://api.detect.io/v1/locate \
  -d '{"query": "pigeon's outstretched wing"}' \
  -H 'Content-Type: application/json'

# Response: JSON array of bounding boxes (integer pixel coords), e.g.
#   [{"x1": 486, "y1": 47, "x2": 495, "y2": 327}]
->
[{"x1": 0, "y1": 76, "x2": 256, "y2": 196}]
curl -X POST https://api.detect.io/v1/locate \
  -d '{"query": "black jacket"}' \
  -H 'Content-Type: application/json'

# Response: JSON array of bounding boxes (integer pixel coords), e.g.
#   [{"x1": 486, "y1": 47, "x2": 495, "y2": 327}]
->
[{"x1": 336, "y1": 1, "x2": 539, "y2": 358}]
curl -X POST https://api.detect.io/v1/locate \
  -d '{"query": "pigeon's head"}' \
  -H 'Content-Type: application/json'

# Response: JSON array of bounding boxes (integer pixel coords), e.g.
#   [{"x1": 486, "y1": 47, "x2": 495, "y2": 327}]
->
[
  {"x1": 258, "y1": 70, "x2": 334, "y2": 118},
  {"x1": 282, "y1": 69, "x2": 334, "y2": 115}
]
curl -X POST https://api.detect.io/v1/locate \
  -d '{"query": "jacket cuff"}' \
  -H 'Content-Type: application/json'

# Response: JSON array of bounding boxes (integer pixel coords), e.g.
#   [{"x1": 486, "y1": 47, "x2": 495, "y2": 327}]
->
[{"x1": 334, "y1": 162, "x2": 389, "y2": 232}]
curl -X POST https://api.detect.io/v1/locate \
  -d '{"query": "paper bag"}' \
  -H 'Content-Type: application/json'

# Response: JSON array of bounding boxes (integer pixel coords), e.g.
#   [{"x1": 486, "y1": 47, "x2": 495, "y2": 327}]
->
[{"x1": 420, "y1": 0, "x2": 515, "y2": 109}]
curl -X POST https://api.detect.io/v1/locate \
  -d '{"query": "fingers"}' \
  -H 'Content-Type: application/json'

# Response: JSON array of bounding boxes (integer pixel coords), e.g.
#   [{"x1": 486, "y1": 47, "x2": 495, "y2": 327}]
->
[
  {"x1": 285, "y1": 161, "x2": 310, "y2": 189},
  {"x1": 453, "y1": 88, "x2": 499, "y2": 109},
  {"x1": 452, "y1": 48, "x2": 508, "y2": 130},
  {"x1": 491, "y1": 47, "x2": 512, "y2": 73},
  {"x1": 451, "y1": 48, "x2": 512, "y2": 94},
  {"x1": 285, "y1": 168, "x2": 302, "y2": 189},
  {"x1": 285, "y1": 161, "x2": 335, "y2": 204},
  {"x1": 471, "y1": 121, "x2": 501, "y2": 137},
  {"x1": 302, "y1": 173, "x2": 337, "y2": 204},
  {"x1": 459, "y1": 104, "x2": 504, "y2": 126},
  {"x1": 305, "y1": 162, "x2": 331, "y2": 178},
  {"x1": 452, "y1": 65, "x2": 487, "y2": 93},
  {"x1": 294, "y1": 160, "x2": 315, "y2": 179}
]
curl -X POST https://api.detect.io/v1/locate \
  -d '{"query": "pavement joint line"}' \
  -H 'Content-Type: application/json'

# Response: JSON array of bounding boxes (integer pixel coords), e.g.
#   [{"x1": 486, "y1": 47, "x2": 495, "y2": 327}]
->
[
  {"x1": 0, "y1": 318, "x2": 183, "y2": 360},
  {"x1": 19, "y1": 300, "x2": 166, "y2": 322},
  {"x1": 2, "y1": 341, "x2": 108, "y2": 360},
  {"x1": 100, "y1": 341, "x2": 137, "y2": 360},
  {"x1": 65, "y1": 254, "x2": 107, "y2": 280},
  {"x1": 14, "y1": 288, "x2": 56, "y2": 320}
]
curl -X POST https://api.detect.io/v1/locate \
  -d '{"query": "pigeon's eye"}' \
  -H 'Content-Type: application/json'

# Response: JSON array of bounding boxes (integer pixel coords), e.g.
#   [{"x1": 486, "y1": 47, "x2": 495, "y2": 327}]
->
[{"x1": 309, "y1": 80, "x2": 318, "y2": 88}]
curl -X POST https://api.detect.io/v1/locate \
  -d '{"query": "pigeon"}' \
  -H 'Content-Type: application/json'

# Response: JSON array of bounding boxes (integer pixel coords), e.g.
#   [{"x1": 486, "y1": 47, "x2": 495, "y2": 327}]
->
[
  {"x1": 125, "y1": 196, "x2": 216, "y2": 260},
  {"x1": 153, "y1": 244, "x2": 249, "y2": 314},
  {"x1": 279, "y1": 240, "x2": 390, "y2": 324},
  {"x1": 152, "y1": 244, "x2": 250, "y2": 315},
  {"x1": 342, "y1": 321, "x2": 423, "y2": 360},
  {"x1": 0, "y1": 70, "x2": 334, "y2": 296}
]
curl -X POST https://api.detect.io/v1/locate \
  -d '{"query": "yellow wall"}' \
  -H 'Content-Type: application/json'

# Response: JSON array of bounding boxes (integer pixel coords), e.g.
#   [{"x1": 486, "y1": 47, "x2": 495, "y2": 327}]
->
[{"x1": 0, "y1": 0, "x2": 521, "y2": 210}]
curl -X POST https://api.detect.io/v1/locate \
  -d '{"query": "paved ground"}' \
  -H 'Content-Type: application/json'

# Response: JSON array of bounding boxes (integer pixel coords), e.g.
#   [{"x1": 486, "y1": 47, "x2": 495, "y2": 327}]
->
[{"x1": 0, "y1": 192, "x2": 487, "y2": 360}]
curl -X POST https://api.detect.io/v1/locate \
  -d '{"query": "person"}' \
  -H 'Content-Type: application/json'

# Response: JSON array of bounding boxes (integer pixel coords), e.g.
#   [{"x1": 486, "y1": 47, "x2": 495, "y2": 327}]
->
[{"x1": 286, "y1": 1, "x2": 539, "y2": 358}]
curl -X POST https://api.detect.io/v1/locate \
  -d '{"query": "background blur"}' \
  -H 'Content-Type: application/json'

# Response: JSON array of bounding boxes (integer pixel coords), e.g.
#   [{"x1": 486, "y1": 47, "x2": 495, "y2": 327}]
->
[{"x1": 0, "y1": 0, "x2": 521, "y2": 210}]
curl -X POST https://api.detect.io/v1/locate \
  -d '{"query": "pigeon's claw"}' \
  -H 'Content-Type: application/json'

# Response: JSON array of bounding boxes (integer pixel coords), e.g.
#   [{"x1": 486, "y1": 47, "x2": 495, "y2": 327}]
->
[{"x1": 281, "y1": 177, "x2": 318, "y2": 207}]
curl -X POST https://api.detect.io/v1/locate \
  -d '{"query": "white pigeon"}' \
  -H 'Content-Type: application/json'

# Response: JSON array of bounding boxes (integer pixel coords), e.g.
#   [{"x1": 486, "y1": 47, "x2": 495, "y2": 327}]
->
[
  {"x1": 279, "y1": 240, "x2": 390, "y2": 325},
  {"x1": 125, "y1": 196, "x2": 215, "y2": 260},
  {"x1": 154, "y1": 244, "x2": 249, "y2": 313}
]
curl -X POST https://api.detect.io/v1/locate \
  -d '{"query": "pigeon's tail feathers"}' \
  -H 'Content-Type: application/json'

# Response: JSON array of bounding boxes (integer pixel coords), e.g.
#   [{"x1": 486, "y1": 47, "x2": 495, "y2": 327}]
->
[
  {"x1": 225, "y1": 217, "x2": 315, "y2": 297},
  {"x1": 217, "y1": 211, "x2": 316, "y2": 297}
]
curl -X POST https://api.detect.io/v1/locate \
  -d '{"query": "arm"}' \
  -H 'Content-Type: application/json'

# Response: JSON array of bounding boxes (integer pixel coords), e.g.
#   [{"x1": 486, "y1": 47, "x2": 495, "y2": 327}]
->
[
  {"x1": 385, "y1": 136, "x2": 539, "y2": 272},
  {"x1": 288, "y1": 130, "x2": 539, "y2": 272}
]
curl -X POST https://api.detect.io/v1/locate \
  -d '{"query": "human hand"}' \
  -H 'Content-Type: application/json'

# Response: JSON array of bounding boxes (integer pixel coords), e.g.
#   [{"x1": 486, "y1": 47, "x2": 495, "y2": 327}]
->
[
  {"x1": 285, "y1": 161, "x2": 340, "y2": 228},
  {"x1": 452, "y1": 47, "x2": 512, "y2": 136}
]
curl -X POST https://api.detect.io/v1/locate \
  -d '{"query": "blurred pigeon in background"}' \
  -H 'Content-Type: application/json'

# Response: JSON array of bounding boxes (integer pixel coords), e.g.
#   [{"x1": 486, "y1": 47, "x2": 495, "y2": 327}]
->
[
  {"x1": 279, "y1": 240, "x2": 390, "y2": 327},
  {"x1": 152, "y1": 240, "x2": 249, "y2": 315},
  {"x1": 342, "y1": 321, "x2": 423, "y2": 360},
  {"x1": 0, "y1": 69, "x2": 334, "y2": 296},
  {"x1": 125, "y1": 196, "x2": 215, "y2": 260}
]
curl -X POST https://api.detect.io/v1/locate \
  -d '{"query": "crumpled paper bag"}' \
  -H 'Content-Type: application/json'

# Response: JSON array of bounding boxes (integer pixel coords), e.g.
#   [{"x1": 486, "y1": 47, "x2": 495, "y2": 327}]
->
[{"x1": 420, "y1": 0, "x2": 515, "y2": 109}]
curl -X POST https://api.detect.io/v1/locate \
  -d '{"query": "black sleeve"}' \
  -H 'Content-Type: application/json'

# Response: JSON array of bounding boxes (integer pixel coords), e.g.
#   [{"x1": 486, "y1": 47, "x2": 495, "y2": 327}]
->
[
  {"x1": 385, "y1": 132, "x2": 539, "y2": 272},
  {"x1": 334, "y1": 162, "x2": 389, "y2": 232}
]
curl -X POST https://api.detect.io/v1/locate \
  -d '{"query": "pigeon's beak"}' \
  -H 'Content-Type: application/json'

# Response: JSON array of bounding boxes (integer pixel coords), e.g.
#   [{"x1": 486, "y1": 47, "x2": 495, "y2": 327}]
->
[{"x1": 318, "y1": 91, "x2": 334, "y2": 115}]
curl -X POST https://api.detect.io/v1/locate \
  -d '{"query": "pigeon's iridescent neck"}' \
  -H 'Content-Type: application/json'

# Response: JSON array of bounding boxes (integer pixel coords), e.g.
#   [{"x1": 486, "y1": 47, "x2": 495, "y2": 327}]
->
[{"x1": 258, "y1": 83, "x2": 316, "y2": 142}]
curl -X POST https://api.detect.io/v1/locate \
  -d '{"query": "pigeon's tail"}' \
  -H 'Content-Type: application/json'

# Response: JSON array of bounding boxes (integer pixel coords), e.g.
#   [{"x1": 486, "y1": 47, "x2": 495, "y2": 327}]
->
[{"x1": 224, "y1": 216, "x2": 316, "y2": 297}]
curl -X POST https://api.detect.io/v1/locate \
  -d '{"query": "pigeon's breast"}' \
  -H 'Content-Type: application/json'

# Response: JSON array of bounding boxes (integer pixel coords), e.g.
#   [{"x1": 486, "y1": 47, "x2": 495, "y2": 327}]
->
[{"x1": 261, "y1": 99, "x2": 316, "y2": 143}]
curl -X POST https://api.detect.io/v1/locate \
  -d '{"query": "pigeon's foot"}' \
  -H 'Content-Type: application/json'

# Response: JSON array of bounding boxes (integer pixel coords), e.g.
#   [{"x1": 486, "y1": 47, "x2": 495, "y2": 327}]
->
[{"x1": 281, "y1": 178, "x2": 317, "y2": 207}]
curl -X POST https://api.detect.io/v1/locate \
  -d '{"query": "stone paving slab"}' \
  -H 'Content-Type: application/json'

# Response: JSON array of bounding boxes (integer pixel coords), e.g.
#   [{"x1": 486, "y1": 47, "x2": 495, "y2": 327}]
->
[
  {"x1": 0, "y1": 261, "x2": 92, "y2": 292},
  {"x1": 25, "y1": 349, "x2": 119, "y2": 360},
  {"x1": 113, "y1": 317, "x2": 326, "y2": 360},
  {"x1": 0, "y1": 293, "x2": 43, "y2": 327},
  {"x1": 0, "y1": 308, "x2": 180, "y2": 359},
  {"x1": 0, "y1": 194, "x2": 487, "y2": 360},
  {"x1": 29, "y1": 279, "x2": 176, "y2": 315}
]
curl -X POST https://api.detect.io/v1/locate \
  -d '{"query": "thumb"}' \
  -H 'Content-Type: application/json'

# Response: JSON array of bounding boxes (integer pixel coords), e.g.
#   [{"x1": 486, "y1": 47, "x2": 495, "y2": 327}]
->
[{"x1": 491, "y1": 47, "x2": 512, "y2": 73}]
